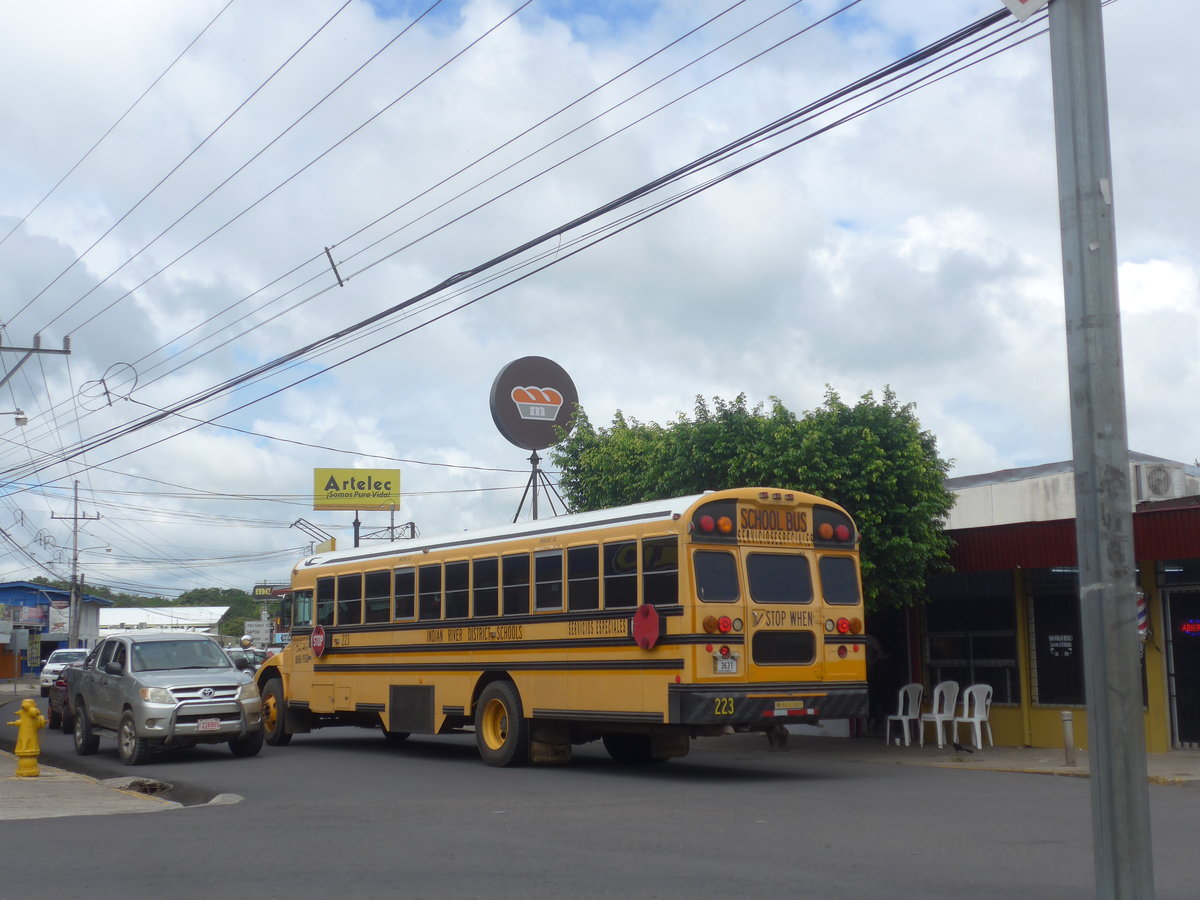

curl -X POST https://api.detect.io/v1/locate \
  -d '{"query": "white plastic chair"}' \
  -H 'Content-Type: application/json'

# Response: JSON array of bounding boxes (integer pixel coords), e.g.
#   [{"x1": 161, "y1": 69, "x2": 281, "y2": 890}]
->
[
  {"x1": 885, "y1": 683, "x2": 923, "y2": 747},
  {"x1": 919, "y1": 680, "x2": 959, "y2": 748},
  {"x1": 953, "y1": 683, "x2": 994, "y2": 749}
]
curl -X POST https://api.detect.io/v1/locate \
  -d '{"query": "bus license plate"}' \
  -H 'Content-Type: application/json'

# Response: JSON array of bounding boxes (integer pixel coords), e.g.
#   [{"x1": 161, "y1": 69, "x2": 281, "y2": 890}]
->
[
  {"x1": 715, "y1": 657, "x2": 737, "y2": 674},
  {"x1": 197, "y1": 717, "x2": 221, "y2": 733}
]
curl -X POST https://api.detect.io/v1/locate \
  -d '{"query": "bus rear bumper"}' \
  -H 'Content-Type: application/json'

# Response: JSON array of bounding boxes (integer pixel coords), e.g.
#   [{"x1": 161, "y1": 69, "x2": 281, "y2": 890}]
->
[{"x1": 668, "y1": 683, "x2": 868, "y2": 727}]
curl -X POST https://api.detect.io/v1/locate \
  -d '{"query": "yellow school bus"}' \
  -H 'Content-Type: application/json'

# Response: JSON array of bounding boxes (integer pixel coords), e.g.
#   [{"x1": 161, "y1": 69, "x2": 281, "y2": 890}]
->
[{"x1": 256, "y1": 487, "x2": 868, "y2": 766}]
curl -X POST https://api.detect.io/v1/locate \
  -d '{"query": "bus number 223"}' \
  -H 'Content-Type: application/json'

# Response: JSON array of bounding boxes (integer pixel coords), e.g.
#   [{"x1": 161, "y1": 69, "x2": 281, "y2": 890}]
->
[{"x1": 713, "y1": 697, "x2": 735, "y2": 716}]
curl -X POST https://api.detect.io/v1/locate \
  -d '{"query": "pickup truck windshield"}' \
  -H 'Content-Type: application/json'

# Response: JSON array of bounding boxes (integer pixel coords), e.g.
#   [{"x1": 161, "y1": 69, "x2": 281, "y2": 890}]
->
[{"x1": 131, "y1": 640, "x2": 231, "y2": 672}]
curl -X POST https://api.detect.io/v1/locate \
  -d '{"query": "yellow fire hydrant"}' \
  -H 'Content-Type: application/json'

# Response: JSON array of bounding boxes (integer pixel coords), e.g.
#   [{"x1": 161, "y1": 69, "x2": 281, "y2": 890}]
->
[{"x1": 7, "y1": 698, "x2": 46, "y2": 777}]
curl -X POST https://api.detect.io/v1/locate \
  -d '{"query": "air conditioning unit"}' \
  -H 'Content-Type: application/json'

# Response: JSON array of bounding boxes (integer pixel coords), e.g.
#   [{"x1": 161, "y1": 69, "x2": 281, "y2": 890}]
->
[{"x1": 1139, "y1": 464, "x2": 1174, "y2": 500}]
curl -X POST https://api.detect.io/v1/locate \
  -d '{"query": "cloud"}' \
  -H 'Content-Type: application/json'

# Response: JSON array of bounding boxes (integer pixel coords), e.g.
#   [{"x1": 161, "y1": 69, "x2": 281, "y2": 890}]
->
[{"x1": 0, "y1": 0, "x2": 1195, "y2": 596}]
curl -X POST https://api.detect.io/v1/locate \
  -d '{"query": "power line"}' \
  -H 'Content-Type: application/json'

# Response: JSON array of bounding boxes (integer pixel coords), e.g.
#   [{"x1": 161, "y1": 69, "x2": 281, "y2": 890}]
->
[{"x1": 0, "y1": 0, "x2": 240, "y2": 251}]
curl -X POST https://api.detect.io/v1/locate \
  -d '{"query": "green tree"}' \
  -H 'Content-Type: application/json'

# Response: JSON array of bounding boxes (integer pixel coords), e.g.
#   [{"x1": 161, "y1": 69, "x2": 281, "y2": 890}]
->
[{"x1": 550, "y1": 387, "x2": 955, "y2": 610}]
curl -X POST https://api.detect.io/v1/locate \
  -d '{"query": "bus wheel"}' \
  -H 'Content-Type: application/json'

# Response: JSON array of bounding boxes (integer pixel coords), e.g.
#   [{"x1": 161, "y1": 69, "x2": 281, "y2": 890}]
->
[
  {"x1": 475, "y1": 681, "x2": 529, "y2": 767},
  {"x1": 261, "y1": 678, "x2": 292, "y2": 746},
  {"x1": 603, "y1": 733, "x2": 653, "y2": 764}
]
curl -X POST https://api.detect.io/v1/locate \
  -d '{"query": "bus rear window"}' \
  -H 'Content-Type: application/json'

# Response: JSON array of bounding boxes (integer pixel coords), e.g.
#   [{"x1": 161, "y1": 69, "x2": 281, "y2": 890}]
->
[
  {"x1": 819, "y1": 556, "x2": 861, "y2": 605},
  {"x1": 694, "y1": 550, "x2": 738, "y2": 603},
  {"x1": 747, "y1": 553, "x2": 812, "y2": 604}
]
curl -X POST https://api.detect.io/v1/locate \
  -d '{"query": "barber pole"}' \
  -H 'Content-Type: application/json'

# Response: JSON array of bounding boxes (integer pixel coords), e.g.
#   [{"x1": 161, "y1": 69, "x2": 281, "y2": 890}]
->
[{"x1": 1137, "y1": 590, "x2": 1149, "y2": 641}]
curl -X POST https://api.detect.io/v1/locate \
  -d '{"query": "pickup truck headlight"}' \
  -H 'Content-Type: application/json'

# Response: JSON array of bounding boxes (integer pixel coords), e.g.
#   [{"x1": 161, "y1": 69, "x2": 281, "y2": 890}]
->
[
  {"x1": 139, "y1": 687, "x2": 174, "y2": 704},
  {"x1": 237, "y1": 682, "x2": 260, "y2": 701}
]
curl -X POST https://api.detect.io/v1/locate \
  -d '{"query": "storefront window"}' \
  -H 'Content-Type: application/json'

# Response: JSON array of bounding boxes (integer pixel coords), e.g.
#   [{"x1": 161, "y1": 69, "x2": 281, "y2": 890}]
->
[{"x1": 924, "y1": 571, "x2": 1018, "y2": 704}]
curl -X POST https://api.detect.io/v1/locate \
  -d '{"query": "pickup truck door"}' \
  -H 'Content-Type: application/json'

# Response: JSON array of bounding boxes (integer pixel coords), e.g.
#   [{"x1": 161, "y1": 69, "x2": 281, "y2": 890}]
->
[{"x1": 90, "y1": 639, "x2": 126, "y2": 728}]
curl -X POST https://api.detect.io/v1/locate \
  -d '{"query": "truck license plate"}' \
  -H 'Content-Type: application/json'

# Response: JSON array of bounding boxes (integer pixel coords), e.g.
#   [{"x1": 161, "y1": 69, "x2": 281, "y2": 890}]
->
[
  {"x1": 715, "y1": 657, "x2": 737, "y2": 674},
  {"x1": 198, "y1": 717, "x2": 221, "y2": 733}
]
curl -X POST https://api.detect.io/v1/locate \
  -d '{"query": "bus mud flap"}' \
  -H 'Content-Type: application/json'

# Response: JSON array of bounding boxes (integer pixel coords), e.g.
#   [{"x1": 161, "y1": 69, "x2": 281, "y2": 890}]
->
[{"x1": 529, "y1": 720, "x2": 572, "y2": 764}]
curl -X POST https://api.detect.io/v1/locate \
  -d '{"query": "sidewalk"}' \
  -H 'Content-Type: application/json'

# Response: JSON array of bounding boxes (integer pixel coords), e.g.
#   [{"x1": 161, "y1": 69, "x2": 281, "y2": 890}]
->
[
  {"x1": 705, "y1": 728, "x2": 1200, "y2": 786},
  {"x1": 1, "y1": 677, "x2": 183, "y2": 819}
]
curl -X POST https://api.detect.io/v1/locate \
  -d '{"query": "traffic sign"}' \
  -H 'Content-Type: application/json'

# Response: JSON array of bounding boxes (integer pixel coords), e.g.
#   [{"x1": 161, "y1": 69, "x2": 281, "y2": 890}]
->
[
  {"x1": 1001, "y1": 0, "x2": 1049, "y2": 21},
  {"x1": 311, "y1": 624, "x2": 326, "y2": 657}
]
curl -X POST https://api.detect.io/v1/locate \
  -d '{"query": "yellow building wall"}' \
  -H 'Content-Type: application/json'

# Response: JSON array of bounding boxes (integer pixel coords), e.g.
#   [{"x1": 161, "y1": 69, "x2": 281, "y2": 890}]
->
[{"x1": 975, "y1": 565, "x2": 1172, "y2": 752}]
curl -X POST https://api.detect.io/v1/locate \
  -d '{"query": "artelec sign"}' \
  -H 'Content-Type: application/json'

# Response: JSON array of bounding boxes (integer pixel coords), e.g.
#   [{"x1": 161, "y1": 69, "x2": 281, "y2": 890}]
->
[
  {"x1": 313, "y1": 468, "x2": 401, "y2": 511},
  {"x1": 489, "y1": 356, "x2": 578, "y2": 451}
]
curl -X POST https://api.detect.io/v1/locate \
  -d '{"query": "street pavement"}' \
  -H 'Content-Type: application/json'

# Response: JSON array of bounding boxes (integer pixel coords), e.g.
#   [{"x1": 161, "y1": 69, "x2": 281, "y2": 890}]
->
[{"x1": 3, "y1": 678, "x2": 1197, "y2": 820}]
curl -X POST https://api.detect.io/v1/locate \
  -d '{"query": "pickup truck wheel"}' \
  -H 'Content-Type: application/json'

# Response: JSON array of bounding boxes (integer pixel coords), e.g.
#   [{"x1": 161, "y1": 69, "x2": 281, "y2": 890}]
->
[
  {"x1": 261, "y1": 678, "x2": 292, "y2": 746},
  {"x1": 73, "y1": 701, "x2": 99, "y2": 756},
  {"x1": 118, "y1": 712, "x2": 152, "y2": 765},
  {"x1": 229, "y1": 730, "x2": 264, "y2": 757}
]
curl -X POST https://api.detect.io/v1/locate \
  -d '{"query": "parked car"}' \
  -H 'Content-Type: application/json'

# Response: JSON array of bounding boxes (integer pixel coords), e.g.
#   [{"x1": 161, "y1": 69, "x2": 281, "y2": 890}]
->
[
  {"x1": 39, "y1": 648, "x2": 88, "y2": 697},
  {"x1": 66, "y1": 631, "x2": 263, "y2": 765},
  {"x1": 46, "y1": 661, "x2": 83, "y2": 732}
]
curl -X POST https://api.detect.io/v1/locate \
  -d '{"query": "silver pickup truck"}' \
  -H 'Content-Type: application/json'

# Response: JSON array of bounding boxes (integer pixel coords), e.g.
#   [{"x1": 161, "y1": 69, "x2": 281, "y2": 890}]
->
[{"x1": 68, "y1": 631, "x2": 263, "y2": 765}]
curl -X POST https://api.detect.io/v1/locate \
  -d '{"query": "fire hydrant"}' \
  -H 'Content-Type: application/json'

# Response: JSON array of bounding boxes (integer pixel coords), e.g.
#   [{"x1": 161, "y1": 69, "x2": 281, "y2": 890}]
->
[{"x1": 7, "y1": 698, "x2": 46, "y2": 777}]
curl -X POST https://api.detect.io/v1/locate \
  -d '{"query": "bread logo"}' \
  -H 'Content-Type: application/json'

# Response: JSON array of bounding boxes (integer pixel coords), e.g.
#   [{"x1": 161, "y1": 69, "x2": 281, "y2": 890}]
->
[{"x1": 511, "y1": 386, "x2": 564, "y2": 421}]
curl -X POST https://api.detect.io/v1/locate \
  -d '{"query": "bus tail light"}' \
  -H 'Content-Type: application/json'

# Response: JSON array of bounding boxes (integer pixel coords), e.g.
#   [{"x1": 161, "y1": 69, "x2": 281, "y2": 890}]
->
[
  {"x1": 835, "y1": 617, "x2": 851, "y2": 634},
  {"x1": 717, "y1": 616, "x2": 733, "y2": 634},
  {"x1": 837, "y1": 645, "x2": 848, "y2": 658}
]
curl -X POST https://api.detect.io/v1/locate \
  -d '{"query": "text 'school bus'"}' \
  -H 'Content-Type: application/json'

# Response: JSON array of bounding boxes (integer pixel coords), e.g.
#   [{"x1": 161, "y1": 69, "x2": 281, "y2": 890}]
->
[{"x1": 255, "y1": 487, "x2": 868, "y2": 766}]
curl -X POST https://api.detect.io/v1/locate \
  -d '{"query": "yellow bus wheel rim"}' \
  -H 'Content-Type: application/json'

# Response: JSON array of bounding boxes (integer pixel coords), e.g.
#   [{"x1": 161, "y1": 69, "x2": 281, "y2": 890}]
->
[
  {"x1": 263, "y1": 695, "x2": 279, "y2": 731},
  {"x1": 482, "y1": 698, "x2": 509, "y2": 749}
]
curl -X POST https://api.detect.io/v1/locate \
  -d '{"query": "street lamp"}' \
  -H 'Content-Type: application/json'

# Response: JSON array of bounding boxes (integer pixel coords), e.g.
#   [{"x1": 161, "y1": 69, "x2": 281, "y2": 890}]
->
[{"x1": 0, "y1": 409, "x2": 27, "y2": 426}]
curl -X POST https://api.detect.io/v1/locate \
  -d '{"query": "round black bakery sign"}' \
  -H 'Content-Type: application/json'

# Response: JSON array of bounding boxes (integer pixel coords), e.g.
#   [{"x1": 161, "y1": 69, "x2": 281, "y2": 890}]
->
[{"x1": 489, "y1": 356, "x2": 578, "y2": 451}]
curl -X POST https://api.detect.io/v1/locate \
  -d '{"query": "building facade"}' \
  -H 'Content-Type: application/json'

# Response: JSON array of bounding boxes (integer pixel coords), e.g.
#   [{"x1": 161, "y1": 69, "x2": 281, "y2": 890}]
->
[
  {"x1": 881, "y1": 453, "x2": 1200, "y2": 752},
  {"x1": 0, "y1": 582, "x2": 113, "y2": 677}
]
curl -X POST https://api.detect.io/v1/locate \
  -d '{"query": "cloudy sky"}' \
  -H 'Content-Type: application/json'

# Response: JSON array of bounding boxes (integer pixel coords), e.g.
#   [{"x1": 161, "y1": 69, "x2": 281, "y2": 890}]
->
[{"x1": 0, "y1": 0, "x2": 1195, "y2": 598}]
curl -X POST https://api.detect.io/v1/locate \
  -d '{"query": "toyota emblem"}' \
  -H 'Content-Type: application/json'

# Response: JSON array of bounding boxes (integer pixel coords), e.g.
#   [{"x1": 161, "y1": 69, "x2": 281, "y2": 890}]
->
[{"x1": 201, "y1": 688, "x2": 215, "y2": 698}]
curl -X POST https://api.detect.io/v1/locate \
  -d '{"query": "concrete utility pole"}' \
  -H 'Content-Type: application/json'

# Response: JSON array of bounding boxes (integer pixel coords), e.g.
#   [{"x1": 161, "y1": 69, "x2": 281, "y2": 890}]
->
[
  {"x1": 51, "y1": 481, "x2": 100, "y2": 649},
  {"x1": 0, "y1": 333, "x2": 71, "y2": 392},
  {"x1": 1047, "y1": 0, "x2": 1155, "y2": 897}
]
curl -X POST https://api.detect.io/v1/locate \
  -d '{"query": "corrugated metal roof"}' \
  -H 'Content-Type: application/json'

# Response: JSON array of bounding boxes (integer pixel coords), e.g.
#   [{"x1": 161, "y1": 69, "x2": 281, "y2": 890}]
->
[{"x1": 99, "y1": 606, "x2": 229, "y2": 629}]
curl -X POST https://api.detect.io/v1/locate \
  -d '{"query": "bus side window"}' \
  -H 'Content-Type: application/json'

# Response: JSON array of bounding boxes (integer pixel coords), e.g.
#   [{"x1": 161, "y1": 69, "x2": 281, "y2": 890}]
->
[
  {"x1": 693, "y1": 550, "x2": 739, "y2": 603},
  {"x1": 502, "y1": 553, "x2": 530, "y2": 616},
  {"x1": 501, "y1": 554, "x2": 530, "y2": 619},
  {"x1": 394, "y1": 567, "x2": 416, "y2": 620},
  {"x1": 603, "y1": 540, "x2": 638, "y2": 608},
  {"x1": 473, "y1": 558, "x2": 499, "y2": 618},
  {"x1": 642, "y1": 536, "x2": 678, "y2": 606},
  {"x1": 364, "y1": 570, "x2": 392, "y2": 623},
  {"x1": 316, "y1": 577, "x2": 335, "y2": 626},
  {"x1": 445, "y1": 561, "x2": 470, "y2": 619},
  {"x1": 419, "y1": 564, "x2": 443, "y2": 620},
  {"x1": 291, "y1": 591, "x2": 312, "y2": 627},
  {"x1": 567, "y1": 545, "x2": 599, "y2": 611},
  {"x1": 337, "y1": 573, "x2": 363, "y2": 625},
  {"x1": 534, "y1": 550, "x2": 563, "y2": 611}
]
